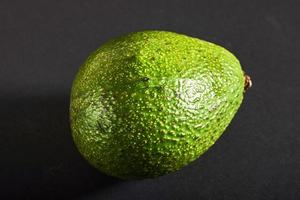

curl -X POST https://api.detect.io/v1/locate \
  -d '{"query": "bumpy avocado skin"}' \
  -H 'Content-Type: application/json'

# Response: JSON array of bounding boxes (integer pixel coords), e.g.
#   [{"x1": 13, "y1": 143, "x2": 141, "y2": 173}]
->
[{"x1": 70, "y1": 31, "x2": 244, "y2": 179}]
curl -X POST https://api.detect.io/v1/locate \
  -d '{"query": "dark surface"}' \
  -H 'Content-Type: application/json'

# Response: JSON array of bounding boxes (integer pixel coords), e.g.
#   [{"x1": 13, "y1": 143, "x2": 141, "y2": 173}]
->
[{"x1": 1, "y1": 0, "x2": 299, "y2": 199}]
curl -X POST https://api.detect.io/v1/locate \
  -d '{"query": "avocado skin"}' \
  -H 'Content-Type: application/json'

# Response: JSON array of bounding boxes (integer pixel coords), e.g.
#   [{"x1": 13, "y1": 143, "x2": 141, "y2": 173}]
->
[{"x1": 70, "y1": 31, "x2": 244, "y2": 179}]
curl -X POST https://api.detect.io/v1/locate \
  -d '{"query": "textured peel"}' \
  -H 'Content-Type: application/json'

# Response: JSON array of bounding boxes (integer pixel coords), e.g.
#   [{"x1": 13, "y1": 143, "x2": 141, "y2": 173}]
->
[{"x1": 70, "y1": 31, "x2": 245, "y2": 179}]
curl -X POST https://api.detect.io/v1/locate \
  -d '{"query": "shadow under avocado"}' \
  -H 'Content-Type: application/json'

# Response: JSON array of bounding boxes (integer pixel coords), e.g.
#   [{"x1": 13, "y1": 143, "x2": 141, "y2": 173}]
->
[{"x1": 0, "y1": 95, "x2": 122, "y2": 199}]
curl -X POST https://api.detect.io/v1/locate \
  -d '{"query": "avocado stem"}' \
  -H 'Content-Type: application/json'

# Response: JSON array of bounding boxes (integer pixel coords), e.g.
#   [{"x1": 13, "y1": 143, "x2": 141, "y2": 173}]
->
[{"x1": 244, "y1": 74, "x2": 252, "y2": 91}]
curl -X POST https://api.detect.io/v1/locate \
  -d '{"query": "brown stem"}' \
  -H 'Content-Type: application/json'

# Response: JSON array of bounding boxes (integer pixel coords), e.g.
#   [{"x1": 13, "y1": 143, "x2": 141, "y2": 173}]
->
[{"x1": 244, "y1": 74, "x2": 252, "y2": 91}]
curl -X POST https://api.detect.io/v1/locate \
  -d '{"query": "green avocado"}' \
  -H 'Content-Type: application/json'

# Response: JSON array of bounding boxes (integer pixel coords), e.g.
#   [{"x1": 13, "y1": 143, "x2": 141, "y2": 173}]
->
[{"x1": 70, "y1": 30, "x2": 250, "y2": 179}]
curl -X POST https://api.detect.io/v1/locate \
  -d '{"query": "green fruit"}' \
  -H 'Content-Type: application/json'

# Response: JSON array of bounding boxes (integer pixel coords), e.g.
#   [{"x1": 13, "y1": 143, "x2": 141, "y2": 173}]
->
[{"x1": 70, "y1": 30, "x2": 250, "y2": 179}]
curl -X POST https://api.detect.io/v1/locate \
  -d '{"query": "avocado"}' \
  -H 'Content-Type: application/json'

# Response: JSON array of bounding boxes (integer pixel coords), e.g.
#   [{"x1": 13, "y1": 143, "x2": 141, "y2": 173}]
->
[{"x1": 70, "y1": 31, "x2": 251, "y2": 179}]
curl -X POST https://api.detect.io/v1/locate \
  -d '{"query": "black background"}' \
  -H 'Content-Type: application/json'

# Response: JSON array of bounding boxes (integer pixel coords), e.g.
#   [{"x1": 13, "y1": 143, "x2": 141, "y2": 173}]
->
[{"x1": 1, "y1": 0, "x2": 299, "y2": 199}]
